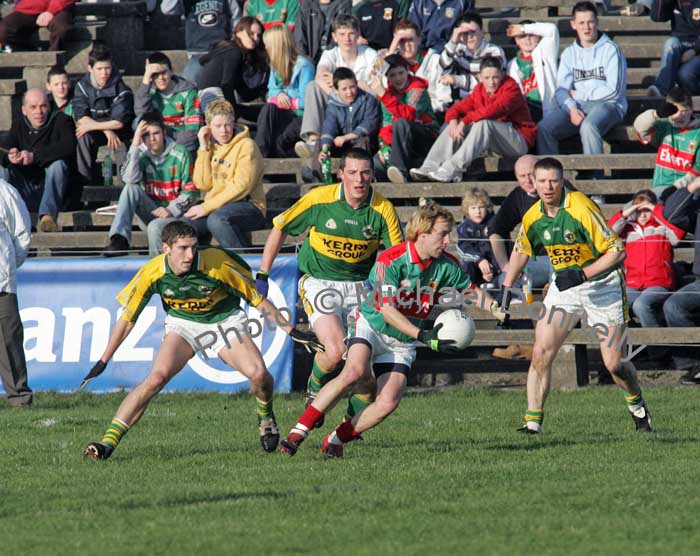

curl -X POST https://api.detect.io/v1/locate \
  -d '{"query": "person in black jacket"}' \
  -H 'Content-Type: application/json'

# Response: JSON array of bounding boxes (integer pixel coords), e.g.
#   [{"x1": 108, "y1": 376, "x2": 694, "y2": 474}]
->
[
  {"x1": 73, "y1": 44, "x2": 134, "y2": 185},
  {"x1": 456, "y1": 187, "x2": 499, "y2": 287},
  {"x1": 294, "y1": 0, "x2": 352, "y2": 64},
  {"x1": 0, "y1": 88, "x2": 76, "y2": 232}
]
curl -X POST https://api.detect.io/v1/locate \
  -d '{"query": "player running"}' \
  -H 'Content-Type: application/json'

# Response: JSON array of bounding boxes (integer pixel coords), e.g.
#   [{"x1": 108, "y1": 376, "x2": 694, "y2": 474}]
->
[
  {"x1": 279, "y1": 200, "x2": 503, "y2": 458},
  {"x1": 256, "y1": 148, "x2": 403, "y2": 424},
  {"x1": 82, "y1": 221, "x2": 323, "y2": 460},
  {"x1": 502, "y1": 157, "x2": 652, "y2": 434}
]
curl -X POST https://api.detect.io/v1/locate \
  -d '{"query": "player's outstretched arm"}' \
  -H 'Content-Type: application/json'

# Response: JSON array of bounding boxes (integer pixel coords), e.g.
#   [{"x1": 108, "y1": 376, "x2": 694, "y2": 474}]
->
[
  {"x1": 501, "y1": 251, "x2": 530, "y2": 289},
  {"x1": 80, "y1": 318, "x2": 135, "y2": 388},
  {"x1": 256, "y1": 298, "x2": 325, "y2": 354},
  {"x1": 256, "y1": 227, "x2": 289, "y2": 298}
]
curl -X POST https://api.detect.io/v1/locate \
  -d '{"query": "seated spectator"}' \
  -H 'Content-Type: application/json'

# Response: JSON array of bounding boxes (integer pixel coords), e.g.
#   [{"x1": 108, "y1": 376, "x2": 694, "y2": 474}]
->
[
  {"x1": 73, "y1": 44, "x2": 134, "y2": 185},
  {"x1": 537, "y1": 2, "x2": 627, "y2": 165},
  {"x1": 456, "y1": 187, "x2": 499, "y2": 288},
  {"x1": 506, "y1": 20, "x2": 559, "y2": 122},
  {"x1": 407, "y1": 0, "x2": 474, "y2": 54},
  {"x1": 255, "y1": 24, "x2": 314, "y2": 158},
  {"x1": 135, "y1": 51, "x2": 202, "y2": 153},
  {"x1": 438, "y1": 12, "x2": 506, "y2": 100},
  {"x1": 294, "y1": 0, "x2": 352, "y2": 64},
  {"x1": 648, "y1": 0, "x2": 700, "y2": 96},
  {"x1": 353, "y1": 0, "x2": 400, "y2": 50},
  {"x1": 104, "y1": 113, "x2": 204, "y2": 257},
  {"x1": 621, "y1": 0, "x2": 651, "y2": 16},
  {"x1": 0, "y1": 0, "x2": 74, "y2": 52},
  {"x1": 46, "y1": 65, "x2": 73, "y2": 117},
  {"x1": 295, "y1": 14, "x2": 377, "y2": 157},
  {"x1": 634, "y1": 87, "x2": 700, "y2": 200},
  {"x1": 246, "y1": 0, "x2": 297, "y2": 29},
  {"x1": 370, "y1": 54, "x2": 437, "y2": 184},
  {"x1": 188, "y1": 99, "x2": 266, "y2": 249},
  {"x1": 410, "y1": 57, "x2": 536, "y2": 183},
  {"x1": 160, "y1": 0, "x2": 241, "y2": 83},
  {"x1": 0, "y1": 88, "x2": 76, "y2": 232},
  {"x1": 198, "y1": 16, "x2": 269, "y2": 122}
]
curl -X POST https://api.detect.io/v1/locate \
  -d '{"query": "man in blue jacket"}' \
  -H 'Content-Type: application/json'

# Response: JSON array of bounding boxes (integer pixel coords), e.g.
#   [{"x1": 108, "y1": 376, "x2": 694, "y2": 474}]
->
[{"x1": 407, "y1": 0, "x2": 474, "y2": 53}]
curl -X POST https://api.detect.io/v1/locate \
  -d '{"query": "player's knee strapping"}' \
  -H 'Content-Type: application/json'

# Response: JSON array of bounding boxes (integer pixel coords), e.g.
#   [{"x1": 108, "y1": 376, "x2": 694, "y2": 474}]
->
[{"x1": 101, "y1": 418, "x2": 129, "y2": 448}]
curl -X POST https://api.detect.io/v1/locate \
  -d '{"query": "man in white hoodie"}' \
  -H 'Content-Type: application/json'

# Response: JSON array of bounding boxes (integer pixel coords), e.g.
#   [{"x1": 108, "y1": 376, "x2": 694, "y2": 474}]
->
[{"x1": 536, "y1": 1, "x2": 627, "y2": 158}]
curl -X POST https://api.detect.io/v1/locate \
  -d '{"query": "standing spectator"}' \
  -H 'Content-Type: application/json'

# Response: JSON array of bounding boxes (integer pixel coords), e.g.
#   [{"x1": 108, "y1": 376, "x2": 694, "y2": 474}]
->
[
  {"x1": 188, "y1": 99, "x2": 266, "y2": 249},
  {"x1": 410, "y1": 57, "x2": 536, "y2": 183},
  {"x1": 0, "y1": 0, "x2": 74, "y2": 52},
  {"x1": 407, "y1": 0, "x2": 474, "y2": 53},
  {"x1": 0, "y1": 180, "x2": 32, "y2": 408},
  {"x1": 46, "y1": 65, "x2": 73, "y2": 117},
  {"x1": 438, "y1": 13, "x2": 506, "y2": 100},
  {"x1": 0, "y1": 89, "x2": 76, "y2": 232},
  {"x1": 73, "y1": 44, "x2": 134, "y2": 185},
  {"x1": 294, "y1": 0, "x2": 352, "y2": 64},
  {"x1": 198, "y1": 16, "x2": 269, "y2": 122},
  {"x1": 160, "y1": 0, "x2": 241, "y2": 83},
  {"x1": 536, "y1": 2, "x2": 627, "y2": 160},
  {"x1": 134, "y1": 51, "x2": 202, "y2": 153},
  {"x1": 246, "y1": 0, "x2": 297, "y2": 29},
  {"x1": 506, "y1": 20, "x2": 560, "y2": 122},
  {"x1": 456, "y1": 187, "x2": 499, "y2": 287},
  {"x1": 353, "y1": 0, "x2": 400, "y2": 50},
  {"x1": 255, "y1": 24, "x2": 314, "y2": 158}
]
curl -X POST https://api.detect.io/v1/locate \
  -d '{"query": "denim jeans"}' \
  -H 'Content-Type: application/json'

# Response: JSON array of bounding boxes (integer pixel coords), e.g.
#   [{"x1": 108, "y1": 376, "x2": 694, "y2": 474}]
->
[
  {"x1": 654, "y1": 37, "x2": 700, "y2": 95},
  {"x1": 0, "y1": 159, "x2": 70, "y2": 217},
  {"x1": 182, "y1": 52, "x2": 205, "y2": 84},
  {"x1": 146, "y1": 216, "x2": 209, "y2": 256},
  {"x1": 627, "y1": 286, "x2": 671, "y2": 327},
  {"x1": 206, "y1": 200, "x2": 266, "y2": 249},
  {"x1": 662, "y1": 278, "x2": 700, "y2": 369}
]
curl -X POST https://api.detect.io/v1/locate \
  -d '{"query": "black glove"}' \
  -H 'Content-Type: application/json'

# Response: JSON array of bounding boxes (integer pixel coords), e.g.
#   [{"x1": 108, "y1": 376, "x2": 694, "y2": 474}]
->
[
  {"x1": 555, "y1": 269, "x2": 587, "y2": 291},
  {"x1": 497, "y1": 288, "x2": 513, "y2": 329},
  {"x1": 657, "y1": 102, "x2": 679, "y2": 118},
  {"x1": 289, "y1": 328, "x2": 325, "y2": 353},
  {"x1": 255, "y1": 271, "x2": 269, "y2": 298},
  {"x1": 417, "y1": 323, "x2": 460, "y2": 353},
  {"x1": 80, "y1": 360, "x2": 107, "y2": 389}
]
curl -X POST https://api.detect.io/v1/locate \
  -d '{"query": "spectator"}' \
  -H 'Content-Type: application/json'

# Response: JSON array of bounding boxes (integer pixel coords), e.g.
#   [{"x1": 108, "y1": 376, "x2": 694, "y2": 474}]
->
[
  {"x1": 73, "y1": 44, "x2": 134, "y2": 185},
  {"x1": 0, "y1": 0, "x2": 74, "y2": 52},
  {"x1": 246, "y1": 0, "x2": 297, "y2": 29},
  {"x1": 410, "y1": 56, "x2": 536, "y2": 183},
  {"x1": 0, "y1": 179, "x2": 32, "y2": 408},
  {"x1": 353, "y1": 0, "x2": 400, "y2": 50},
  {"x1": 134, "y1": 51, "x2": 202, "y2": 153},
  {"x1": 198, "y1": 16, "x2": 269, "y2": 122},
  {"x1": 621, "y1": 0, "x2": 651, "y2": 16},
  {"x1": 648, "y1": 0, "x2": 700, "y2": 96},
  {"x1": 438, "y1": 12, "x2": 506, "y2": 100},
  {"x1": 506, "y1": 20, "x2": 560, "y2": 122},
  {"x1": 456, "y1": 187, "x2": 499, "y2": 287},
  {"x1": 295, "y1": 0, "x2": 352, "y2": 64},
  {"x1": 103, "y1": 113, "x2": 204, "y2": 257},
  {"x1": 0, "y1": 89, "x2": 76, "y2": 232},
  {"x1": 536, "y1": 2, "x2": 627, "y2": 162},
  {"x1": 46, "y1": 65, "x2": 73, "y2": 117},
  {"x1": 160, "y1": 0, "x2": 241, "y2": 83},
  {"x1": 188, "y1": 99, "x2": 266, "y2": 249},
  {"x1": 407, "y1": 0, "x2": 474, "y2": 53},
  {"x1": 295, "y1": 14, "x2": 377, "y2": 158},
  {"x1": 634, "y1": 87, "x2": 700, "y2": 200},
  {"x1": 370, "y1": 54, "x2": 437, "y2": 184},
  {"x1": 255, "y1": 24, "x2": 314, "y2": 158}
]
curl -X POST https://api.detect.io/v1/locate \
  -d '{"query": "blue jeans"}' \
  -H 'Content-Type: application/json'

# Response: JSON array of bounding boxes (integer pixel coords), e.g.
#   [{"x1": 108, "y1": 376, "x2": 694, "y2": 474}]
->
[
  {"x1": 147, "y1": 216, "x2": 208, "y2": 256},
  {"x1": 0, "y1": 160, "x2": 70, "y2": 217},
  {"x1": 662, "y1": 278, "x2": 700, "y2": 369},
  {"x1": 654, "y1": 37, "x2": 700, "y2": 95},
  {"x1": 206, "y1": 200, "x2": 266, "y2": 249},
  {"x1": 183, "y1": 53, "x2": 205, "y2": 84},
  {"x1": 626, "y1": 286, "x2": 671, "y2": 327}
]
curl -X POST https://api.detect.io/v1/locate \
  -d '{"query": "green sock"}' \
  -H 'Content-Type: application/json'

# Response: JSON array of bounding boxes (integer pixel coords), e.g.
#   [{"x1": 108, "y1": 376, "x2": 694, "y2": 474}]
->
[
  {"x1": 344, "y1": 393, "x2": 373, "y2": 422},
  {"x1": 308, "y1": 359, "x2": 333, "y2": 393},
  {"x1": 624, "y1": 392, "x2": 643, "y2": 412},
  {"x1": 524, "y1": 409, "x2": 544, "y2": 426},
  {"x1": 101, "y1": 418, "x2": 129, "y2": 448},
  {"x1": 256, "y1": 397, "x2": 274, "y2": 423}
]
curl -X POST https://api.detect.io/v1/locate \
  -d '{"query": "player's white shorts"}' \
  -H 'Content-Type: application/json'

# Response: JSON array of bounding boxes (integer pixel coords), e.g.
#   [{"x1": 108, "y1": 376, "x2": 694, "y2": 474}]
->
[
  {"x1": 299, "y1": 274, "x2": 369, "y2": 327},
  {"x1": 164, "y1": 310, "x2": 249, "y2": 355},
  {"x1": 543, "y1": 268, "x2": 628, "y2": 327},
  {"x1": 346, "y1": 308, "x2": 417, "y2": 374}
]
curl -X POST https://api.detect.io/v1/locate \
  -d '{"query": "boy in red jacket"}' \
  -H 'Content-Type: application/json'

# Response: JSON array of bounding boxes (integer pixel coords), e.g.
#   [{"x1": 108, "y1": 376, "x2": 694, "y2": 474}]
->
[
  {"x1": 0, "y1": 0, "x2": 74, "y2": 52},
  {"x1": 411, "y1": 56, "x2": 536, "y2": 183}
]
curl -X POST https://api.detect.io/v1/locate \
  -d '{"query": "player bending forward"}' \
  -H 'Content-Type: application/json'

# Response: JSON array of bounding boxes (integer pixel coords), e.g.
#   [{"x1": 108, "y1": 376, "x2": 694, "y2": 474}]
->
[
  {"x1": 280, "y1": 201, "x2": 503, "y2": 458},
  {"x1": 502, "y1": 157, "x2": 652, "y2": 434},
  {"x1": 83, "y1": 221, "x2": 323, "y2": 460}
]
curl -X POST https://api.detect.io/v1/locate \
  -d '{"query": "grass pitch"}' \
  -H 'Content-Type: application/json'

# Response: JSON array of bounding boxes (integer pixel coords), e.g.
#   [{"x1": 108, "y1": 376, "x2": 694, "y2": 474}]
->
[{"x1": 2, "y1": 386, "x2": 699, "y2": 555}]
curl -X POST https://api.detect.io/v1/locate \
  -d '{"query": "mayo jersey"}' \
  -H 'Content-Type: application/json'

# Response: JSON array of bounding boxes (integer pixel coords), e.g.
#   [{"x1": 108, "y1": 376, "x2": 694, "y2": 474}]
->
[
  {"x1": 272, "y1": 183, "x2": 403, "y2": 281},
  {"x1": 117, "y1": 247, "x2": 263, "y2": 324},
  {"x1": 639, "y1": 119, "x2": 700, "y2": 187},
  {"x1": 515, "y1": 188, "x2": 624, "y2": 279}
]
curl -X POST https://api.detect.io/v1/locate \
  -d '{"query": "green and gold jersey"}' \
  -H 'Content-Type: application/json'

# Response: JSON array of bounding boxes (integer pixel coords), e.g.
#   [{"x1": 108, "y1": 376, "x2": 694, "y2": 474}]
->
[
  {"x1": 116, "y1": 247, "x2": 263, "y2": 324},
  {"x1": 273, "y1": 183, "x2": 404, "y2": 281},
  {"x1": 515, "y1": 188, "x2": 624, "y2": 280}
]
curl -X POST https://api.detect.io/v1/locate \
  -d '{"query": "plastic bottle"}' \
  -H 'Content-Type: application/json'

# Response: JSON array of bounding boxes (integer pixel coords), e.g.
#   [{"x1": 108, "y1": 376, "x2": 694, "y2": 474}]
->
[
  {"x1": 103, "y1": 151, "x2": 113, "y2": 187},
  {"x1": 522, "y1": 265, "x2": 534, "y2": 304},
  {"x1": 321, "y1": 145, "x2": 333, "y2": 184}
]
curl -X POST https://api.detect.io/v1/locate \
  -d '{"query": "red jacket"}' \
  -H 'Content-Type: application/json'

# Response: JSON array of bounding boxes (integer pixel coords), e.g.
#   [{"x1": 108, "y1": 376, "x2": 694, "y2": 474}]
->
[
  {"x1": 377, "y1": 74, "x2": 438, "y2": 146},
  {"x1": 444, "y1": 76, "x2": 537, "y2": 149},
  {"x1": 14, "y1": 0, "x2": 74, "y2": 16},
  {"x1": 608, "y1": 204, "x2": 685, "y2": 289}
]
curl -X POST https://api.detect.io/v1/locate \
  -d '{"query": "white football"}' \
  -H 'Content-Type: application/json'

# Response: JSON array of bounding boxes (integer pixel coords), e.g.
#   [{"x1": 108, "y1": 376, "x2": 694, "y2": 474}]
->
[{"x1": 434, "y1": 309, "x2": 476, "y2": 350}]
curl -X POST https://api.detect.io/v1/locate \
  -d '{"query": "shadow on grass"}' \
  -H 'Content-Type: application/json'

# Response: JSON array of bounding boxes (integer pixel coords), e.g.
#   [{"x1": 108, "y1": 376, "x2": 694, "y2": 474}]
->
[
  {"x1": 374, "y1": 435, "x2": 615, "y2": 452},
  {"x1": 115, "y1": 490, "x2": 290, "y2": 510}
]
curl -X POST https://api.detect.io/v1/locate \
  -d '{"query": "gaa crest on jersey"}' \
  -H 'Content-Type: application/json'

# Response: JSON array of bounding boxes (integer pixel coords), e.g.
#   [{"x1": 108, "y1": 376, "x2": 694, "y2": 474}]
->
[
  {"x1": 383, "y1": 7, "x2": 393, "y2": 20},
  {"x1": 693, "y1": 8, "x2": 700, "y2": 20},
  {"x1": 362, "y1": 224, "x2": 376, "y2": 239},
  {"x1": 197, "y1": 285, "x2": 212, "y2": 294},
  {"x1": 690, "y1": 141, "x2": 697, "y2": 152},
  {"x1": 445, "y1": 7, "x2": 456, "y2": 18},
  {"x1": 543, "y1": 230, "x2": 552, "y2": 241},
  {"x1": 325, "y1": 218, "x2": 337, "y2": 230},
  {"x1": 563, "y1": 229, "x2": 575, "y2": 244},
  {"x1": 164, "y1": 288, "x2": 175, "y2": 296}
]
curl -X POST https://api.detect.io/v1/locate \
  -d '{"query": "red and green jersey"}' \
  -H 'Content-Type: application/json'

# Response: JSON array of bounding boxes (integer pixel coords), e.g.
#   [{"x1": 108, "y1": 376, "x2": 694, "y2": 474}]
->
[
  {"x1": 378, "y1": 74, "x2": 437, "y2": 146},
  {"x1": 141, "y1": 143, "x2": 198, "y2": 206},
  {"x1": 246, "y1": 0, "x2": 297, "y2": 29},
  {"x1": 516, "y1": 52, "x2": 540, "y2": 103},
  {"x1": 272, "y1": 183, "x2": 403, "y2": 281},
  {"x1": 639, "y1": 119, "x2": 700, "y2": 187},
  {"x1": 360, "y1": 241, "x2": 475, "y2": 342},
  {"x1": 151, "y1": 88, "x2": 202, "y2": 135}
]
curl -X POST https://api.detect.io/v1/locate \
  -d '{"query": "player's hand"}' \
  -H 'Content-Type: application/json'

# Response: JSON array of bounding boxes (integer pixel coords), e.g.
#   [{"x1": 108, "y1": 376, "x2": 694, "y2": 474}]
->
[
  {"x1": 417, "y1": 323, "x2": 460, "y2": 353},
  {"x1": 255, "y1": 271, "x2": 269, "y2": 298},
  {"x1": 657, "y1": 101, "x2": 679, "y2": 119},
  {"x1": 80, "y1": 360, "x2": 108, "y2": 389},
  {"x1": 555, "y1": 269, "x2": 587, "y2": 291},
  {"x1": 497, "y1": 288, "x2": 513, "y2": 329},
  {"x1": 289, "y1": 328, "x2": 325, "y2": 353},
  {"x1": 489, "y1": 300, "x2": 507, "y2": 323}
]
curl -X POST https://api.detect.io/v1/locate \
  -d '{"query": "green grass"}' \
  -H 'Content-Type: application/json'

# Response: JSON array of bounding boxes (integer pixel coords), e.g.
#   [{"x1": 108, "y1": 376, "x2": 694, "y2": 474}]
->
[{"x1": 2, "y1": 386, "x2": 699, "y2": 555}]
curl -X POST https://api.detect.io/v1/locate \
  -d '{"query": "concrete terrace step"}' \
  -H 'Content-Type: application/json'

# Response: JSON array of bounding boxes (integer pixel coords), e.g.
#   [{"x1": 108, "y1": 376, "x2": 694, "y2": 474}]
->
[{"x1": 0, "y1": 79, "x2": 27, "y2": 96}]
